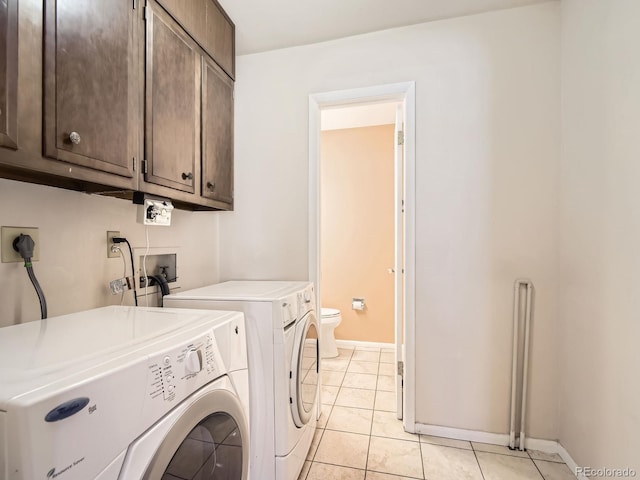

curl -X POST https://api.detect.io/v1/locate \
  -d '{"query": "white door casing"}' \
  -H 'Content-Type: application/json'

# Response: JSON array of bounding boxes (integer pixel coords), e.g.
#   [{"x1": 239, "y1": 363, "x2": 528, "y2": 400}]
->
[
  {"x1": 308, "y1": 81, "x2": 416, "y2": 432},
  {"x1": 394, "y1": 102, "x2": 404, "y2": 420}
]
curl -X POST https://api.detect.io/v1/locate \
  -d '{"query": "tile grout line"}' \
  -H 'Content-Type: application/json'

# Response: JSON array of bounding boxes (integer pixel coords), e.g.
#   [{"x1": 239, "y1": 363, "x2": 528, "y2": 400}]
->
[
  {"x1": 361, "y1": 352, "x2": 377, "y2": 477},
  {"x1": 307, "y1": 460, "x2": 367, "y2": 477},
  {"x1": 365, "y1": 360, "x2": 378, "y2": 476},
  {"x1": 418, "y1": 432, "x2": 426, "y2": 480},
  {"x1": 530, "y1": 455, "x2": 547, "y2": 480},
  {"x1": 309, "y1": 349, "x2": 355, "y2": 476},
  {"x1": 472, "y1": 441, "x2": 488, "y2": 480}
]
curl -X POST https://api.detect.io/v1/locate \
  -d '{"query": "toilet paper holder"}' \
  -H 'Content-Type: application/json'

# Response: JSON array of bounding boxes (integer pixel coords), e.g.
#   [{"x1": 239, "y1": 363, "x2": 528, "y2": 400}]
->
[{"x1": 352, "y1": 298, "x2": 366, "y2": 311}]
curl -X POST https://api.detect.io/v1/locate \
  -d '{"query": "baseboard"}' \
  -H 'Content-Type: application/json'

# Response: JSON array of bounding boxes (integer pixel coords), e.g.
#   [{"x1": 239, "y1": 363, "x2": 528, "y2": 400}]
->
[
  {"x1": 414, "y1": 422, "x2": 585, "y2": 479},
  {"x1": 335, "y1": 339, "x2": 394, "y2": 350},
  {"x1": 556, "y1": 443, "x2": 588, "y2": 480},
  {"x1": 413, "y1": 423, "x2": 510, "y2": 445}
]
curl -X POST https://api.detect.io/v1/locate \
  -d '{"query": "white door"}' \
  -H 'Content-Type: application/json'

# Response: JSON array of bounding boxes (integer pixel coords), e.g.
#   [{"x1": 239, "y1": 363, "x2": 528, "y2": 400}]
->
[{"x1": 394, "y1": 103, "x2": 405, "y2": 419}]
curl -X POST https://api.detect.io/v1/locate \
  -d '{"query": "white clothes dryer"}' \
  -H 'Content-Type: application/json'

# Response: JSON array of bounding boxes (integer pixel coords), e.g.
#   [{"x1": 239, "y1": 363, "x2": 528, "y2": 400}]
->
[
  {"x1": 164, "y1": 281, "x2": 319, "y2": 480},
  {"x1": 0, "y1": 306, "x2": 250, "y2": 480}
]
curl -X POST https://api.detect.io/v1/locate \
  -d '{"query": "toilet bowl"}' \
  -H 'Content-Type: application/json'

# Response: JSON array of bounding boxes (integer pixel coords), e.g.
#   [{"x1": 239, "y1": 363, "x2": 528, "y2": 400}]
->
[{"x1": 320, "y1": 308, "x2": 342, "y2": 358}]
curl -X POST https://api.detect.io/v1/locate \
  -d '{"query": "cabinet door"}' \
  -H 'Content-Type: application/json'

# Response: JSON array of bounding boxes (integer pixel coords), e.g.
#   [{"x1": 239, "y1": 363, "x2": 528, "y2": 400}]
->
[
  {"x1": 156, "y1": 0, "x2": 234, "y2": 79},
  {"x1": 145, "y1": 3, "x2": 199, "y2": 193},
  {"x1": 201, "y1": 56, "x2": 233, "y2": 205},
  {"x1": 43, "y1": 0, "x2": 136, "y2": 179},
  {"x1": 204, "y1": 0, "x2": 234, "y2": 79},
  {"x1": 0, "y1": 0, "x2": 18, "y2": 149}
]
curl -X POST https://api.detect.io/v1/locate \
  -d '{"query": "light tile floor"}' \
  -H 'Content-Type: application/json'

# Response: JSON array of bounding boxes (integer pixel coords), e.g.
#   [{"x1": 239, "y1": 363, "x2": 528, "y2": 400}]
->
[{"x1": 299, "y1": 346, "x2": 577, "y2": 480}]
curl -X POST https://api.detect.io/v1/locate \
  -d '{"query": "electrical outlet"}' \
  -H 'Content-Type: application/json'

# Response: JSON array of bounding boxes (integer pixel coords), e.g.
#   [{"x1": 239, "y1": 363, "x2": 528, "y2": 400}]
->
[
  {"x1": 1, "y1": 226, "x2": 40, "y2": 263},
  {"x1": 107, "y1": 231, "x2": 121, "y2": 258}
]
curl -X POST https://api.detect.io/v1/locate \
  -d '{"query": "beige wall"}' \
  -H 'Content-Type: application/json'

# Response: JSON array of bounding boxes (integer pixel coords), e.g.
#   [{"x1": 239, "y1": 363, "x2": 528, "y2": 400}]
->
[
  {"x1": 0, "y1": 178, "x2": 220, "y2": 326},
  {"x1": 559, "y1": 0, "x2": 640, "y2": 472},
  {"x1": 220, "y1": 3, "x2": 561, "y2": 439},
  {"x1": 321, "y1": 125, "x2": 395, "y2": 344}
]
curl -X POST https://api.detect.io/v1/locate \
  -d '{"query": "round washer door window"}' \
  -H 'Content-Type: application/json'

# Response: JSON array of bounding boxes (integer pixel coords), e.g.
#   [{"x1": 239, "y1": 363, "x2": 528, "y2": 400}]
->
[
  {"x1": 163, "y1": 412, "x2": 243, "y2": 479},
  {"x1": 290, "y1": 312, "x2": 319, "y2": 427},
  {"x1": 142, "y1": 388, "x2": 248, "y2": 480}
]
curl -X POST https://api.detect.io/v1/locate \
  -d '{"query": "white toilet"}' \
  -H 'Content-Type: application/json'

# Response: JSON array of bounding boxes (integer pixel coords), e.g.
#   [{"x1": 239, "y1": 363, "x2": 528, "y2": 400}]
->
[{"x1": 320, "y1": 308, "x2": 342, "y2": 358}]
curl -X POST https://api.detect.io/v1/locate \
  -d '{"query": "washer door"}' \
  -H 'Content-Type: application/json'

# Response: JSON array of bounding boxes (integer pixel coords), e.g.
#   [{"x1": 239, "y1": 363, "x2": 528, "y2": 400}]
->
[
  {"x1": 142, "y1": 388, "x2": 249, "y2": 480},
  {"x1": 290, "y1": 311, "x2": 319, "y2": 428}
]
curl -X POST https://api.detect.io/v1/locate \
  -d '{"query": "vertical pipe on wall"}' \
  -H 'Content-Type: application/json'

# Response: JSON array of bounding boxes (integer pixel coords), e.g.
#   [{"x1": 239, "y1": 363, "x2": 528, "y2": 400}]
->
[
  {"x1": 519, "y1": 283, "x2": 533, "y2": 451},
  {"x1": 508, "y1": 282, "x2": 521, "y2": 449},
  {"x1": 509, "y1": 278, "x2": 534, "y2": 450}
]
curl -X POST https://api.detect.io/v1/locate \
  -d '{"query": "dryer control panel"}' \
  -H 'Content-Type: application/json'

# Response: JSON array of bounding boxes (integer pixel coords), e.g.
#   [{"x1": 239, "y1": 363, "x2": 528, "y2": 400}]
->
[
  {"x1": 281, "y1": 294, "x2": 297, "y2": 328},
  {"x1": 297, "y1": 284, "x2": 316, "y2": 318}
]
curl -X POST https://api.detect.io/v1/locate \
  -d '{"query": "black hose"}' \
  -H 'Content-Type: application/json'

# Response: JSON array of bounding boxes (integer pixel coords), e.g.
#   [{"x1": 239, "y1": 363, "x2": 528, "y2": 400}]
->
[
  {"x1": 25, "y1": 262, "x2": 47, "y2": 319},
  {"x1": 123, "y1": 239, "x2": 138, "y2": 307},
  {"x1": 146, "y1": 275, "x2": 170, "y2": 306}
]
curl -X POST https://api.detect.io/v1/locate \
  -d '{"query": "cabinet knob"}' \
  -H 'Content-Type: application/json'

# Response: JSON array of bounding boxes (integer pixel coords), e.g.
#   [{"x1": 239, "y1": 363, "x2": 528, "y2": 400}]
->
[
  {"x1": 182, "y1": 172, "x2": 193, "y2": 181},
  {"x1": 207, "y1": 181, "x2": 215, "y2": 190},
  {"x1": 69, "y1": 131, "x2": 81, "y2": 145}
]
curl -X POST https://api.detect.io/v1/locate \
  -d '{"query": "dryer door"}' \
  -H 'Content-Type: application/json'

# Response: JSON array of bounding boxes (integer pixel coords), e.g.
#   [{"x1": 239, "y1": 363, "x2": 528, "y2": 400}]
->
[
  {"x1": 290, "y1": 311, "x2": 319, "y2": 428},
  {"x1": 142, "y1": 388, "x2": 249, "y2": 480}
]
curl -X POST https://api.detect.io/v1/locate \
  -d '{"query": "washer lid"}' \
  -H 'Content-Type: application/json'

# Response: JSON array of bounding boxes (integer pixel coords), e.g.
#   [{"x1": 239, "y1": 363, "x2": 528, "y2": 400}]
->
[{"x1": 321, "y1": 308, "x2": 341, "y2": 318}]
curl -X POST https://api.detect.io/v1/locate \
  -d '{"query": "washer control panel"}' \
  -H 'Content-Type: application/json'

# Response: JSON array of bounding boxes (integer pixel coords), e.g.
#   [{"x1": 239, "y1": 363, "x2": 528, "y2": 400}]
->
[{"x1": 146, "y1": 332, "x2": 222, "y2": 404}]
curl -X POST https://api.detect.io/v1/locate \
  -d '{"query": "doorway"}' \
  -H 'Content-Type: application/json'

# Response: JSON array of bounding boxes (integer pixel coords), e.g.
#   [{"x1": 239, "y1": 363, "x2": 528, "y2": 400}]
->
[
  {"x1": 320, "y1": 103, "x2": 397, "y2": 344},
  {"x1": 308, "y1": 82, "x2": 416, "y2": 430}
]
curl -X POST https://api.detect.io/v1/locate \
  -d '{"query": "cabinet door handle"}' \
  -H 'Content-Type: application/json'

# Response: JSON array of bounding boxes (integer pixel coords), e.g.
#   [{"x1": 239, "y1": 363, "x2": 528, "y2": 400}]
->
[
  {"x1": 182, "y1": 172, "x2": 193, "y2": 181},
  {"x1": 69, "y1": 131, "x2": 81, "y2": 145},
  {"x1": 206, "y1": 181, "x2": 215, "y2": 190}
]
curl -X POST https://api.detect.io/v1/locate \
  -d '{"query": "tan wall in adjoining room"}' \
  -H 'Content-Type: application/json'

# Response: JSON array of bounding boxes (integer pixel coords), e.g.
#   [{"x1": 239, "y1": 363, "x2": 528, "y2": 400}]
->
[{"x1": 321, "y1": 124, "x2": 395, "y2": 344}]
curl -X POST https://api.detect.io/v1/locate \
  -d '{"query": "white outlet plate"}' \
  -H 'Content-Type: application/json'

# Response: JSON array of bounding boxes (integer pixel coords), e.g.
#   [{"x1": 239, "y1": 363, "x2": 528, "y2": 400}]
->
[
  {"x1": 107, "y1": 231, "x2": 121, "y2": 258},
  {"x1": 1, "y1": 226, "x2": 40, "y2": 263},
  {"x1": 138, "y1": 199, "x2": 173, "y2": 226}
]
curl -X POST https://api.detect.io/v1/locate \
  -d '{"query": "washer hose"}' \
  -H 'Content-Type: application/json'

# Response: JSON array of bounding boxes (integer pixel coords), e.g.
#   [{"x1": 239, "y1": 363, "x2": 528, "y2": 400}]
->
[{"x1": 146, "y1": 275, "x2": 170, "y2": 306}]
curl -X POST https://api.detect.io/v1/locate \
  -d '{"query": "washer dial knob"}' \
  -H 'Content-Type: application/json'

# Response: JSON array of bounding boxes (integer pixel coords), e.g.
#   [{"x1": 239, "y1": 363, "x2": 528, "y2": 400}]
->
[{"x1": 185, "y1": 349, "x2": 202, "y2": 374}]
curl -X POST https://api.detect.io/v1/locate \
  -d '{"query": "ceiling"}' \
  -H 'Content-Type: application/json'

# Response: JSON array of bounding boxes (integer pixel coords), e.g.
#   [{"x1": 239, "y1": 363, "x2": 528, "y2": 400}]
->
[{"x1": 217, "y1": 0, "x2": 553, "y2": 55}]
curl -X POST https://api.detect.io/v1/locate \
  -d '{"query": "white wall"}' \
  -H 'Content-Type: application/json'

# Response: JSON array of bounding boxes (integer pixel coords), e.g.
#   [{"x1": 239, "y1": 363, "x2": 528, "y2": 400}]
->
[
  {"x1": 221, "y1": 3, "x2": 561, "y2": 438},
  {"x1": 0, "y1": 178, "x2": 220, "y2": 326},
  {"x1": 559, "y1": 0, "x2": 640, "y2": 472}
]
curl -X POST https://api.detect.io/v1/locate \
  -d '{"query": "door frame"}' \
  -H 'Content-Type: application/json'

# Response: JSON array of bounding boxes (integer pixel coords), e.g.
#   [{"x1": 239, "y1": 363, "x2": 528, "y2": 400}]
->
[{"x1": 308, "y1": 81, "x2": 416, "y2": 431}]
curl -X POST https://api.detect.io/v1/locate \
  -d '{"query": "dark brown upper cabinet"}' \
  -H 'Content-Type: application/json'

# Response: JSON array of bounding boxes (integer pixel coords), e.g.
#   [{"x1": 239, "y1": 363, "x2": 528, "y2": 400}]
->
[
  {"x1": 156, "y1": 0, "x2": 234, "y2": 79},
  {"x1": 43, "y1": 0, "x2": 137, "y2": 184},
  {"x1": 0, "y1": 0, "x2": 233, "y2": 210},
  {"x1": 144, "y1": 2, "x2": 199, "y2": 194},
  {"x1": 0, "y1": 0, "x2": 18, "y2": 149},
  {"x1": 202, "y1": 56, "x2": 233, "y2": 204}
]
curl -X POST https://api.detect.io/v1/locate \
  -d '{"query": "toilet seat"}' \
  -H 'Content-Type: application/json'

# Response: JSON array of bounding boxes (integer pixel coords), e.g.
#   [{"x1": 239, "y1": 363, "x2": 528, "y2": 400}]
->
[{"x1": 321, "y1": 308, "x2": 340, "y2": 319}]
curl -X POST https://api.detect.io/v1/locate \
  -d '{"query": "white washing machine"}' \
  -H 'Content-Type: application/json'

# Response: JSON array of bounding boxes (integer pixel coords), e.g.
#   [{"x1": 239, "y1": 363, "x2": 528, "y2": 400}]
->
[
  {"x1": 164, "y1": 281, "x2": 319, "y2": 480},
  {"x1": 0, "y1": 305, "x2": 250, "y2": 480}
]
